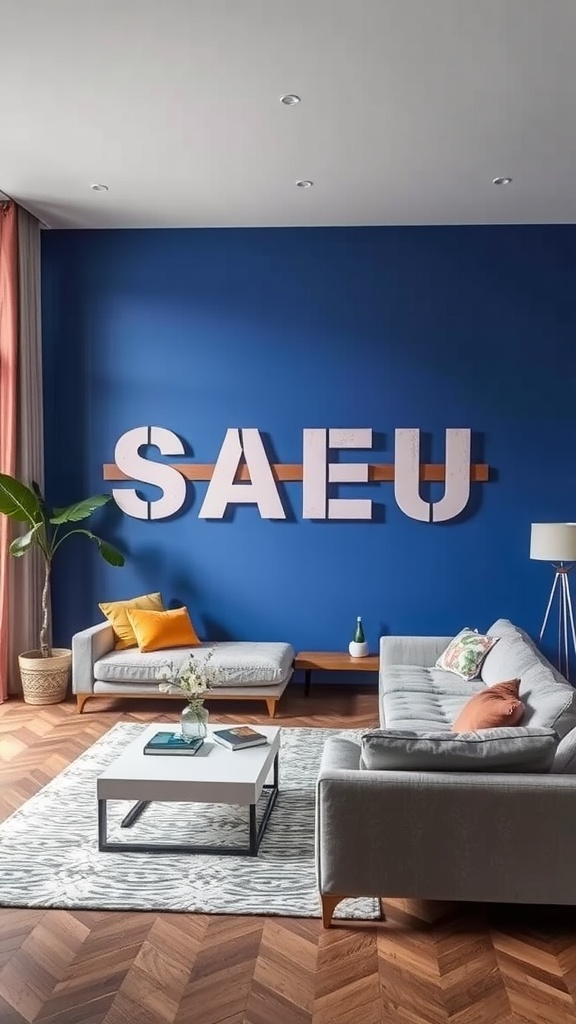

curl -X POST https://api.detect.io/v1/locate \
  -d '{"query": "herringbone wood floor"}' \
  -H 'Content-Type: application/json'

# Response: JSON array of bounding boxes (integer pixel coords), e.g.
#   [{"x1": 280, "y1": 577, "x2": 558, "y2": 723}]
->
[{"x1": 1, "y1": 688, "x2": 576, "y2": 1024}]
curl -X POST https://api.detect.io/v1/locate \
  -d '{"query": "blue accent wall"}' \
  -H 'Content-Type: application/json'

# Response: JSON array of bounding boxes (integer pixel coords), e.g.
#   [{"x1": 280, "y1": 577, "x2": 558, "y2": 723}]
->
[{"x1": 41, "y1": 226, "x2": 576, "y2": 661}]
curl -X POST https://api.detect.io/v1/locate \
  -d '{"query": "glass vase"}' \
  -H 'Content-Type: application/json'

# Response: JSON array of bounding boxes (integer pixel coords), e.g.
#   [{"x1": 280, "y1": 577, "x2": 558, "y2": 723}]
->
[{"x1": 180, "y1": 700, "x2": 209, "y2": 742}]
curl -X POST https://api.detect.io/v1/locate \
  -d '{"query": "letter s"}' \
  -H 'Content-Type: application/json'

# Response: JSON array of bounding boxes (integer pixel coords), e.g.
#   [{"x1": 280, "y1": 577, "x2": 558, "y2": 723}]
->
[{"x1": 112, "y1": 426, "x2": 186, "y2": 520}]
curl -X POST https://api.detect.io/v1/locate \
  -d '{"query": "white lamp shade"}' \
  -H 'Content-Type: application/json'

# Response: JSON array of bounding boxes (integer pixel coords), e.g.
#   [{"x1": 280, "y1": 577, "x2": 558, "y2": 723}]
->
[{"x1": 530, "y1": 523, "x2": 576, "y2": 562}]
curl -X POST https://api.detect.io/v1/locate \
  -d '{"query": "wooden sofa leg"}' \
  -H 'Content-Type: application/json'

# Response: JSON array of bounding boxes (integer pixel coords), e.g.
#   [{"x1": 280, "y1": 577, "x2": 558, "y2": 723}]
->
[
  {"x1": 76, "y1": 694, "x2": 91, "y2": 714},
  {"x1": 321, "y1": 893, "x2": 344, "y2": 928},
  {"x1": 265, "y1": 698, "x2": 277, "y2": 718}
]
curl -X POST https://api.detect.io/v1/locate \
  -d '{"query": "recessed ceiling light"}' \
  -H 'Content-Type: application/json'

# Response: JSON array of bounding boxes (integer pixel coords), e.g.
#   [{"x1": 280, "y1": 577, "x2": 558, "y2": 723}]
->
[
  {"x1": 280, "y1": 94, "x2": 300, "y2": 105},
  {"x1": 492, "y1": 176, "x2": 513, "y2": 186},
  {"x1": 296, "y1": 180, "x2": 313, "y2": 188},
  {"x1": 90, "y1": 183, "x2": 109, "y2": 192}
]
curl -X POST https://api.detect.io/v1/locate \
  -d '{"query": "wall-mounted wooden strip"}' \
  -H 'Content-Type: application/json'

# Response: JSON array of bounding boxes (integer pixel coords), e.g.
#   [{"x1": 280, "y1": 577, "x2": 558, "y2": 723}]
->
[
  {"x1": 371, "y1": 464, "x2": 489, "y2": 482},
  {"x1": 103, "y1": 462, "x2": 489, "y2": 483}
]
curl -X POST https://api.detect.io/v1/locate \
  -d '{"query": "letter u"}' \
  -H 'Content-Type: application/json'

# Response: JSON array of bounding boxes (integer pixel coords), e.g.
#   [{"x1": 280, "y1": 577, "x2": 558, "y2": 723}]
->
[{"x1": 394, "y1": 428, "x2": 471, "y2": 522}]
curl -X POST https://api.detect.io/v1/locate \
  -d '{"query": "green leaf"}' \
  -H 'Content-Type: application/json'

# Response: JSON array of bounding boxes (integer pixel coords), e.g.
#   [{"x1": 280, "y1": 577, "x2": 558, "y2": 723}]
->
[
  {"x1": 50, "y1": 494, "x2": 110, "y2": 524},
  {"x1": 96, "y1": 538, "x2": 125, "y2": 567},
  {"x1": 70, "y1": 529, "x2": 125, "y2": 566},
  {"x1": 9, "y1": 524, "x2": 42, "y2": 557},
  {"x1": 0, "y1": 474, "x2": 42, "y2": 525}
]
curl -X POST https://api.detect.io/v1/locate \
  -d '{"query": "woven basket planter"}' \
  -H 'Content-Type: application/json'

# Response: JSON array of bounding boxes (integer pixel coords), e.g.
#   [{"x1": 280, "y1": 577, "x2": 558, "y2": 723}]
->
[{"x1": 18, "y1": 649, "x2": 72, "y2": 705}]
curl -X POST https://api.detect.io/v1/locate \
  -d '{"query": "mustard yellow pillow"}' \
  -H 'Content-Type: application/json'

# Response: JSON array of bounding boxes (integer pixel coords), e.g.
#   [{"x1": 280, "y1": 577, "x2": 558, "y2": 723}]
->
[
  {"x1": 125, "y1": 606, "x2": 200, "y2": 653},
  {"x1": 99, "y1": 592, "x2": 164, "y2": 650}
]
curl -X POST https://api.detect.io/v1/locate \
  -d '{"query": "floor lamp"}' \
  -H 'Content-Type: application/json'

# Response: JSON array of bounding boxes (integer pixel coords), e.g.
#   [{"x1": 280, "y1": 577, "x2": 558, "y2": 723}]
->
[{"x1": 530, "y1": 523, "x2": 576, "y2": 681}]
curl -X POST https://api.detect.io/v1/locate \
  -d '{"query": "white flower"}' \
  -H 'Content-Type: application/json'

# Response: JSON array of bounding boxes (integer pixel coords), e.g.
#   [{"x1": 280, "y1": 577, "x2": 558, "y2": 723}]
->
[{"x1": 156, "y1": 650, "x2": 217, "y2": 699}]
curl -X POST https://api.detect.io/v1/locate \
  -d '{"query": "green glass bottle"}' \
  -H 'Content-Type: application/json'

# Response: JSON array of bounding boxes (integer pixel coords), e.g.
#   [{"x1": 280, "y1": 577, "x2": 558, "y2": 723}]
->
[{"x1": 353, "y1": 616, "x2": 365, "y2": 644}]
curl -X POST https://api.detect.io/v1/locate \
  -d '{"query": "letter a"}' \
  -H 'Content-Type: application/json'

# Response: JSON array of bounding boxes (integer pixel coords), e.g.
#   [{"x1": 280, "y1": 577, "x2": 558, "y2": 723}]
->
[{"x1": 199, "y1": 428, "x2": 285, "y2": 519}]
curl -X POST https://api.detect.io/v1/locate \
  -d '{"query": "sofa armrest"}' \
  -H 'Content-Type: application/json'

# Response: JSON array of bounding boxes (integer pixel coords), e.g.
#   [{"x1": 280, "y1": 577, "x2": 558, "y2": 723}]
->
[
  {"x1": 72, "y1": 621, "x2": 115, "y2": 694},
  {"x1": 379, "y1": 635, "x2": 453, "y2": 668},
  {"x1": 316, "y1": 736, "x2": 576, "y2": 905}
]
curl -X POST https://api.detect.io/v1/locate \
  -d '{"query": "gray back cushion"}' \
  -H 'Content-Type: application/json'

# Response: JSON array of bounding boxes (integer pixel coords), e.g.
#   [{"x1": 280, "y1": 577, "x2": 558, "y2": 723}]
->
[
  {"x1": 481, "y1": 625, "x2": 537, "y2": 684},
  {"x1": 360, "y1": 727, "x2": 559, "y2": 773},
  {"x1": 484, "y1": 619, "x2": 576, "y2": 739},
  {"x1": 552, "y1": 727, "x2": 576, "y2": 773},
  {"x1": 486, "y1": 619, "x2": 570, "y2": 686}
]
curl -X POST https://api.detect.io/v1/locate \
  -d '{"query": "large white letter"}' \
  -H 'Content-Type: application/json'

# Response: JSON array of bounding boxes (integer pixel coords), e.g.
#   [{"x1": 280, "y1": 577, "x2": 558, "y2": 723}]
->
[
  {"x1": 302, "y1": 429, "x2": 327, "y2": 518},
  {"x1": 328, "y1": 428, "x2": 372, "y2": 520},
  {"x1": 394, "y1": 428, "x2": 471, "y2": 523},
  {"x1": 113, "y1": 426, "x2": 186, "y2": 520},
  {"x1": 199, "y1": 428, "x2": 285, "y2": 519},
  {"x1": 393, "y1": 428, "x2": 429, "y2": 522},
  {"x1": 302, "y1": 428, "x2": 373, "y2": 520}
]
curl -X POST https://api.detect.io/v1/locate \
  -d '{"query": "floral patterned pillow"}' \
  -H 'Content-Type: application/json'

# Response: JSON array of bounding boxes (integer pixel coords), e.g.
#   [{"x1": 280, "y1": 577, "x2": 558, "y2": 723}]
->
[{"x1": 435, "y1": 628, "x2": 499, "y2": 680}]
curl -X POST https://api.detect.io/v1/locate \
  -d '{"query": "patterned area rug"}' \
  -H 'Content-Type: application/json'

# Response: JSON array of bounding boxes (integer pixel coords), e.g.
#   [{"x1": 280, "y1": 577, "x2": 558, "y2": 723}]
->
[{"x1": 0, "y1": 723, "x2": 379, "y2": 920}]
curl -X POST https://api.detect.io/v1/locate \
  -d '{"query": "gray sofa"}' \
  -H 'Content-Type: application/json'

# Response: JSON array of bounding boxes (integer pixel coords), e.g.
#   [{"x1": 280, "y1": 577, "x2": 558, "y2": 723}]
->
[
  {"x1": 316, "y1": 618, "x2": 576, "y2": 927},
  {"x1": 72, "y1": 621, "x2": 294, "y2": 717}
]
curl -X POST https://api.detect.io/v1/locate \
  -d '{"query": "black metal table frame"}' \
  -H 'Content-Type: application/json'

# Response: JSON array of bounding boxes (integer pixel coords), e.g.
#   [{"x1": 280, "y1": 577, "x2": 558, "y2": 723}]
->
[{"x1": 98, "y1": 752, "x2": 279, "y2": 857}]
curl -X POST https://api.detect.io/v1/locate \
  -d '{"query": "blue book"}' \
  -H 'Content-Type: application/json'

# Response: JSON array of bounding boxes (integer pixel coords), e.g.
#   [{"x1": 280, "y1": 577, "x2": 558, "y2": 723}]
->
[{"x1": 143, "y1": 731, "x2": 204, "y2": 756}]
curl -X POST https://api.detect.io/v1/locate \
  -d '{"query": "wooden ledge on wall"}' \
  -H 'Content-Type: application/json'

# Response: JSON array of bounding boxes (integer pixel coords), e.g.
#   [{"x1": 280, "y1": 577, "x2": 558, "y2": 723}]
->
[{"x1": 103, "y1": 462, "x2": 490, "y2": 483}]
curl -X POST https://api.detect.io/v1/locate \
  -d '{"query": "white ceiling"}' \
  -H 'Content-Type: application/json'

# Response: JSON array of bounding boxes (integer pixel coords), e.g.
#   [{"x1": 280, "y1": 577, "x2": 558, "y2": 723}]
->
[{"x1": 1, "y1": 0, "x2": 575, "y2": 229}]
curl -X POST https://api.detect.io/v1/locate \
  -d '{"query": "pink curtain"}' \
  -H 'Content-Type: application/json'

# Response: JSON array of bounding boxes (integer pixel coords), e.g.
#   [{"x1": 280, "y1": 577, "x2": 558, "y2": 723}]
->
[{"x1": 0, "y1": 203, "x2": 18, "y2": 702}]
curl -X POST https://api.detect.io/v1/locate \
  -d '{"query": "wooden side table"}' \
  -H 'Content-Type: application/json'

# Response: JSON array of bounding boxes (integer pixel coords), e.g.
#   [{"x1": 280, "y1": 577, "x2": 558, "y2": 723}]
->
[{"x1": 294, "y1": 651, "x2": 380, "y2": 696}]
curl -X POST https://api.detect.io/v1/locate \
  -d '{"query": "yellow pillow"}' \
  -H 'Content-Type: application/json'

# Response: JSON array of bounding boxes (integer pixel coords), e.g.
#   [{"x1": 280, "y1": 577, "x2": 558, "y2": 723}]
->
[
  {"x1": 99, "y1": 592, "x2": 164, "y2": 650},
  {"x1": 125, "y1": 606, "x2": 200, "y2": 653}
]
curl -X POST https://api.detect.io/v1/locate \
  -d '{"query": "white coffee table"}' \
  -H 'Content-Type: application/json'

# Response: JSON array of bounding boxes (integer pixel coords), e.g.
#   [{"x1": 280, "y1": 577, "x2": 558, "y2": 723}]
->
[{"x1": 97, "y1": 723, "x2": 281, "y2": 856}]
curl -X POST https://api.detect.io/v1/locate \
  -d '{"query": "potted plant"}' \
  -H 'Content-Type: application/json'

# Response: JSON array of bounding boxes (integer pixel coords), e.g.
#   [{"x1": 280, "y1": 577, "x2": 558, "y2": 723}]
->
[{"x1": 0, "y1": 474, "x2": 124, "y2": 705}]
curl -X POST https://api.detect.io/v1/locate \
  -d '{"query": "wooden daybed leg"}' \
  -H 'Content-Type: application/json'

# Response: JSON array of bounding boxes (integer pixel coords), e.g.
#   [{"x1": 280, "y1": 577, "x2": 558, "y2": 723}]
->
[
  {"x1": 321, "y1": 893, "x2": 344, "y2": 928},
  {"x1": 265, "y1": 698, "x2": 277, "y2": 718},
  {"x1": 76, "y1": 694, "x2": 92, "y2": 714}
]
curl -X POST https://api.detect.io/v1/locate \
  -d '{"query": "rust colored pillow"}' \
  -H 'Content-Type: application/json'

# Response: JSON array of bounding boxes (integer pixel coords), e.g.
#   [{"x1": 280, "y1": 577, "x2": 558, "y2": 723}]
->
[{"x1": 452, "y1": 679, "x2": 524, "y2": 732}]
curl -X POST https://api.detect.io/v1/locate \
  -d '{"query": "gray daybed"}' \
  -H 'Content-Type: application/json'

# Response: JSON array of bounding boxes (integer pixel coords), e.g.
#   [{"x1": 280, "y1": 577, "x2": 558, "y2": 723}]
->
[
  {"x1": 72, "y1": 621, "x2": 294, "y2": 717},
  {"x1": 316, "y1": 618, "x2": 576, "y2": 926}
]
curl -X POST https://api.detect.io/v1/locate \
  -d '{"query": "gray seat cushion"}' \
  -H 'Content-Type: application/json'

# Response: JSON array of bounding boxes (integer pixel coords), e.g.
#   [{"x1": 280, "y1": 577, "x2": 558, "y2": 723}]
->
[
  {"x1": 94, "y1": 641, "x2": 295, "y2": 687},
  {"x1": 382, "y1": 689, "x2": 474, "y2": 732},
  {"x1": 380, "y1": 665, "x2": 481, "y2": 731},
  {"x1": 360, "y1": 726, "x2": 559, "y2": 773},
  {"x1": 381, "y1": 664, "x2": 485, "y2": 696}
]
